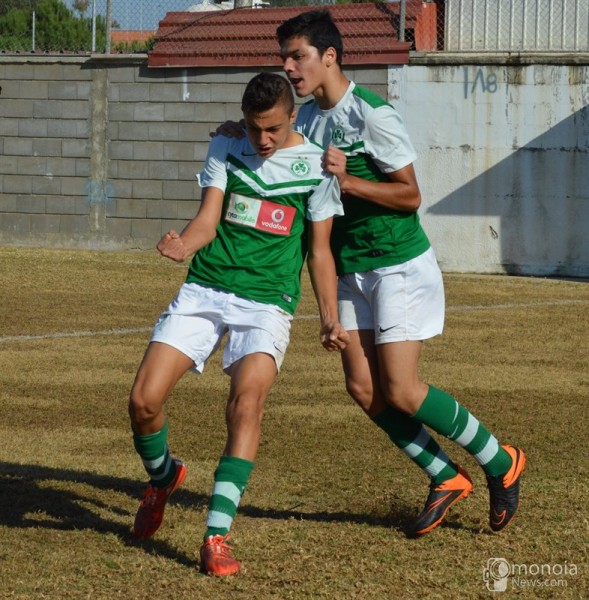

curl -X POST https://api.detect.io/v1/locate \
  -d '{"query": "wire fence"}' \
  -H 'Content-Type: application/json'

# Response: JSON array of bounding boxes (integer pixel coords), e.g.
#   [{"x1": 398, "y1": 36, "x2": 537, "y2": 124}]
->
[{"x1": 1, "y1": 0, "x2": 588, "y2": 55}]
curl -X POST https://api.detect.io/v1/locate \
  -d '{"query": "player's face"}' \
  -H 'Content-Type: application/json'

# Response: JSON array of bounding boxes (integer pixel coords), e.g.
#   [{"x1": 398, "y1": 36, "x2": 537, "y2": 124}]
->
[
  {"x1": 280, "y1": 36, "x2": 330, "y2": 98},
  {"x1": 243, "y1": 102, "x2": 295, "y2": 159}
]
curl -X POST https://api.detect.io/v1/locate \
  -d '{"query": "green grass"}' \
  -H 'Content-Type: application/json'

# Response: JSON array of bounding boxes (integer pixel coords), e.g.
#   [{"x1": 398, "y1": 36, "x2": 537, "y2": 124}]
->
[{"x1": 0, "y1": 247, "x2": 587, "y2": 599}]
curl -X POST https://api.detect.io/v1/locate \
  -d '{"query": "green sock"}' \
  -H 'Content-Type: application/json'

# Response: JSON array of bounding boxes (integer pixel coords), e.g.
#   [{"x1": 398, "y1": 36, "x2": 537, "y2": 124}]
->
[
  {"x1": 414, "y1": 386, "x2": 512, "y2": 477},
  {"x1": 372, "y1": 405, "x2": 458, "y2": 484},
  {"x1": 133, "y1": 420, "x2": 177, "y2": 488},
  {"x1": 204, "y1": 455, "x2": 255, "y2": 540}
]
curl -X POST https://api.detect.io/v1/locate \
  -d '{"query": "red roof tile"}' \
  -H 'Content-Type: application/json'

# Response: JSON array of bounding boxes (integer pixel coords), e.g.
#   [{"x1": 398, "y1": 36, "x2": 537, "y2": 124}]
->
[{"x1": 148, "y1": 2, "x2": 424, "y2": 68}]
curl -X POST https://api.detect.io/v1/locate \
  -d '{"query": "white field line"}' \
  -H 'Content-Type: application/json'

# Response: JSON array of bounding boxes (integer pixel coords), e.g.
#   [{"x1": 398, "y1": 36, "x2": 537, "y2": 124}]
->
[
  {"x1": 0, "y1": 299, "x2": 585, "y2": 344},
  {"x1": 0, "y1": 327, "x2": 152, "y2": 344}
]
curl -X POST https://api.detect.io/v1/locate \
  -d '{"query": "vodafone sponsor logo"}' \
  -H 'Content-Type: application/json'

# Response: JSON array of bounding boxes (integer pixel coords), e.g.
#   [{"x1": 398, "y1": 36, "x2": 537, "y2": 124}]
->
[{"x1": 260, "y1": 220, "x2": 288, "y2": 232}]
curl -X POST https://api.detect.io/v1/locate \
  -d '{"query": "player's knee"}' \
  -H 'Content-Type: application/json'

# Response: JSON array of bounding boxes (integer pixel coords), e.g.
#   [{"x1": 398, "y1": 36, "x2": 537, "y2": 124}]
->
[
  {"x1": 226, "y1": 392, "x2": 265, "y2": 427},
  {"x1": 128, "y1": 385, "x2": 162, "y2": 427},
  {"x1": 345, "y1": 377, "x2": 373, "y2": 412},
  {"x1": 383, "y1": 385, "x2": 423, "y2": 416}
]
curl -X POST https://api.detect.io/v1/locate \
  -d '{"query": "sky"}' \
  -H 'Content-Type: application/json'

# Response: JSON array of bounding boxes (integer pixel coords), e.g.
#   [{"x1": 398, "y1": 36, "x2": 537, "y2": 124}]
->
[{"x1": 63, "y1": 0, "x2": 200, "y2": 31}]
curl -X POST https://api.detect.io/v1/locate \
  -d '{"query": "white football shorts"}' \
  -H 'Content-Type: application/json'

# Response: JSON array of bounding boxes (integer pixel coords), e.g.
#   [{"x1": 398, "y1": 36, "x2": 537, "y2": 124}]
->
[
  {"x1": 337, "y1": 247, "x2": 445, "y2": 344},
  {"x1": 150, "y1": 282, "x2": 292, "y2": 374}
]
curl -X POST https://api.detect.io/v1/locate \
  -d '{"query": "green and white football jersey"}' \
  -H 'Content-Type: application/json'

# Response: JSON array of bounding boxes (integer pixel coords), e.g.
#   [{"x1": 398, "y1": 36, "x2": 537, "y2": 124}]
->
[
  {"x1": 187, "y1": 134, "x2": 343, "y2": 314},
  {"x1": 295, "y1": 81, "x2": 431, "y2": 275}
]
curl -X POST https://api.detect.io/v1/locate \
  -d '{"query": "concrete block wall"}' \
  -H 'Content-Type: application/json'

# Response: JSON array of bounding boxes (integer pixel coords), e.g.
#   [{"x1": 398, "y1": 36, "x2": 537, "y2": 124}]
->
[
  {"x1": 0, "y1": 56, "x2": 386, "y2": 250},
  {"x1": 1, "y1": 58, "x2": 95, "y2": 245},
  {"x1": 2, "y1": 55, "x2": 586, "y2": 276}
]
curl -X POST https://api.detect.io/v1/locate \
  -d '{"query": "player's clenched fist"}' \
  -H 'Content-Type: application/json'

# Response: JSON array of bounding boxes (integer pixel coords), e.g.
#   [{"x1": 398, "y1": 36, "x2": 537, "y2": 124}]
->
[
  {"x1": 157, "y1": 230, "x2": 188, "y2": 262},
  {"x1": 320, "y1": 321, "x2": 350, "y2": 352},
  {"x1": 322, "y1": 145, "x2": 348, "y2": 184}
]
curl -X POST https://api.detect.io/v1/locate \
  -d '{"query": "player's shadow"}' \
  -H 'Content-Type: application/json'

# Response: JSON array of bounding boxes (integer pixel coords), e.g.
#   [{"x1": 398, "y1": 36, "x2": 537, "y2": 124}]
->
[
  {"x1": 0, "y1": 461, "x2": 206, "y2": 567},
  {"x1": 0, "y1": 461, "x2": 479, "y2": 557},
  {"x1": 239, "y1": 502, "x2": 412, "y2": 533},
  {"x1": 242, "y1": 501, "x2": 485, "y2": 537}
]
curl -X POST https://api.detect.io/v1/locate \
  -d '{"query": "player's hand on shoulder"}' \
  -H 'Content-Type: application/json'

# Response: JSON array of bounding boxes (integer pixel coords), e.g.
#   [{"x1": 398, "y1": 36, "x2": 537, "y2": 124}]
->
[
  {"x1": 210, "y1": 119, "x2": 246, "y2": 139},
  {"x1": 320, "y1": 321, "x2": 350, "y2": 352},
  {"x1": 157, "y1": 231, "x2": 188, "y2": 262}
]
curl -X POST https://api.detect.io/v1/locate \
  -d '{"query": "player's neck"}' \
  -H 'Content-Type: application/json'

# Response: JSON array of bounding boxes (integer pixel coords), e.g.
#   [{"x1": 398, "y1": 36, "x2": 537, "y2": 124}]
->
[
  {"x1": 280, "y1": 130, "x2": 305, "y2": 150},
  {"x1": 313, "y1": 72, "x2": 350, "y2": 110}
]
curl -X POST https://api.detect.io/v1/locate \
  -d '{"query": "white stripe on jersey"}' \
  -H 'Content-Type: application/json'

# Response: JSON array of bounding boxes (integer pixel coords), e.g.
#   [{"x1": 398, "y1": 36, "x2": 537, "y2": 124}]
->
[{"x1": 197, "y1": 134, "x2": 343, "y2": 221}]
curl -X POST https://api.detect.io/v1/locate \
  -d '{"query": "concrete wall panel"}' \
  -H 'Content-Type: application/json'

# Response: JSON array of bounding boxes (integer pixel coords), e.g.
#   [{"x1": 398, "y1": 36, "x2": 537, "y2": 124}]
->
[{"x1": 0, "y1": 55, "x2": 586, "y2": 276}]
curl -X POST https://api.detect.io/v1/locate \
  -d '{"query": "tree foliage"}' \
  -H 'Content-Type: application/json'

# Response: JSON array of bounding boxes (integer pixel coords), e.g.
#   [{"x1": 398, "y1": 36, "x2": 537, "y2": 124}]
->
[
  {"x1": 0, "y1": 1, "x2": 41, "y2": 18},
  {"x1": 0, "y1": 0, "x2": 106, "y2": 52}
]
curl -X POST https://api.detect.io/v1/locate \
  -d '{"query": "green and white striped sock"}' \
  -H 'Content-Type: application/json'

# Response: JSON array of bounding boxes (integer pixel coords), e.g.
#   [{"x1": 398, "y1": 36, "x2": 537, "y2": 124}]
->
[
  {"x1": 204, "y1": 455, "x2": 254, "y2": 539},
  {"x1": 414, "y1": 386, "x2": 512, "y2": 477},
  {"x1": 372, "y1": 405, "x2": 458, "y2": 484},
  {"x1": 132, "y1": 420, "x2": 177, "y2": 488}
]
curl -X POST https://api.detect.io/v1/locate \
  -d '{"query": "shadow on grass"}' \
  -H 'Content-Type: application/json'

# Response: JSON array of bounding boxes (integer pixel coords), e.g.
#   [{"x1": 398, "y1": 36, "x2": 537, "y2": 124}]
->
[
  {"x1": 242, "y1": 503, "x2": 488, "y2": 538},
  {"x1": 0, "y1": 462, "x2": 481, "y2": 562},
  {"x1": 239, "y1": 503, "x2": 410, "y2": 532},
  {"x1": 0, "y1": 462, "x2": 203, "y2": 567}
]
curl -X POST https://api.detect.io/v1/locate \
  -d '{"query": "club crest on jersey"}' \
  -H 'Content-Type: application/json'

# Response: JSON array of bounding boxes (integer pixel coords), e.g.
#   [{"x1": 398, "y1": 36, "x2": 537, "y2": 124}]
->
[
  {"x1": 290, "y1": 160, "x2": 310, "y2": 177},
  {"x1": 331, "y1": 126, "x2": 345, "y2": 144},
  {"x1": 226, "y1": 193, "x2": 295, "y2": 236}
]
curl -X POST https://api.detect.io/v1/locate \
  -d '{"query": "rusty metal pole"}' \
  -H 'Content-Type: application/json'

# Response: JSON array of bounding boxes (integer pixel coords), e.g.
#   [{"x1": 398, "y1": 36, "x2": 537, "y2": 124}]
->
[
  {"x1": 105, "y1": 0, "x2": 112, "y2": 53},
  {"x1": 399, "y1": 0, "x2": 406, "y2": 42}
]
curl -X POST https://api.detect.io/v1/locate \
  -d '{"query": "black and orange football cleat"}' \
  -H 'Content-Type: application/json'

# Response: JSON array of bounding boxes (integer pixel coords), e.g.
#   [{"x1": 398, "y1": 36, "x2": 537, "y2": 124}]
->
[
  {"x1": 407, "y1": 465, "x2": 473, "y2": 538},
  {"x1": 486, "y1": 445, "x2": 526, "y2": 532}
]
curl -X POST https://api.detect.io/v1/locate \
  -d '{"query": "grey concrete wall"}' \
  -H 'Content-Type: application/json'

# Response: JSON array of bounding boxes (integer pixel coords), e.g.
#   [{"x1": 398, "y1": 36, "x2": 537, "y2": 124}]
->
[
  {"x1": 0, "y1": 54, "x2": 587, "y2": 277},
  {"x1": 0, "y1": 56, "x2": 386, "y2": 251},
  {"x1": 394, "y1": 57, "x2": 589, "y2": 278}
]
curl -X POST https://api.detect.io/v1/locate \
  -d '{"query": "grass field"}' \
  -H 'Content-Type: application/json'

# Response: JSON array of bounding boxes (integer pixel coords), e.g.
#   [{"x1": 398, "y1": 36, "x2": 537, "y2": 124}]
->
[{"x1": 0, "y1": 247, "x2": 587, "y2": 599}]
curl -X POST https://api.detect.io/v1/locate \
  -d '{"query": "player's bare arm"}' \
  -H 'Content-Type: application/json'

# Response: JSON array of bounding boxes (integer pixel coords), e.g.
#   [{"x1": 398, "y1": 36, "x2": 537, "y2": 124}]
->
[
  {"x1": 323, "y1": 145, "x2": 421, "y2": 212},
  {"x1": 306, "y1": 217, "x2": 349, "y2": 352},
  {"x1": 210, "y1": 119, "x2": 246, "y2": 139},
  {"x1": 157, "y1": 187, "x2": 224, "y2": 262}
]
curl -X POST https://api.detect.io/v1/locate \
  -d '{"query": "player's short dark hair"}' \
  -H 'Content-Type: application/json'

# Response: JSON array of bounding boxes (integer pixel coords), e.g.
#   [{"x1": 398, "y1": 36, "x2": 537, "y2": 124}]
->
[
  {"x1": 241, "y1": 72, "x2": 295, "y2": 116},
  {"x1": 276, "y1": 9, "x2": 343, "y2": 66}
]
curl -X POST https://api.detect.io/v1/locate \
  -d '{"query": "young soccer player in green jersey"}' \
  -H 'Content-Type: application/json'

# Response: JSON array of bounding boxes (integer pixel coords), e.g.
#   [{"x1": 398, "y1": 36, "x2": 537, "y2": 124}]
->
[
  {"x1": 128, "y1": 72, "x2": 348, "y2": 576},
  {"x1": 275, "y1": 10, "x2": 526, "y2": 537}
]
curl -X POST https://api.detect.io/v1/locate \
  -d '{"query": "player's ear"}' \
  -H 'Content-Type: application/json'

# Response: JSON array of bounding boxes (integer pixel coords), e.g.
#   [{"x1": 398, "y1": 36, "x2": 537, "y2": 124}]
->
[
  {"x1": 324, "y1": 46, "x2": 337, "y2": 67},
  {"x1": 289, "y1": 109, "x2": 297, "y2": 125}
]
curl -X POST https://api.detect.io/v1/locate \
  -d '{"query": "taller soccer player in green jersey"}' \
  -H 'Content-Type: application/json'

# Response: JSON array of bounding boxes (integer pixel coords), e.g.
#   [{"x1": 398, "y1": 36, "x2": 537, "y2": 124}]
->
[
  {"x1": 128, "y1": 72, "x2": 348, "y2": 576},
  {"x1": 276, "y1": 10, "x2": 526, "y2": 537}
]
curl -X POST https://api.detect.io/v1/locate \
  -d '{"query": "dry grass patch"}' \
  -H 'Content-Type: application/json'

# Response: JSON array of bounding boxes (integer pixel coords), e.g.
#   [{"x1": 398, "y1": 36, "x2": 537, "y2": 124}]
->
[{"x1": 0, "y1": 247, "x2": 587, "y2": 599}]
